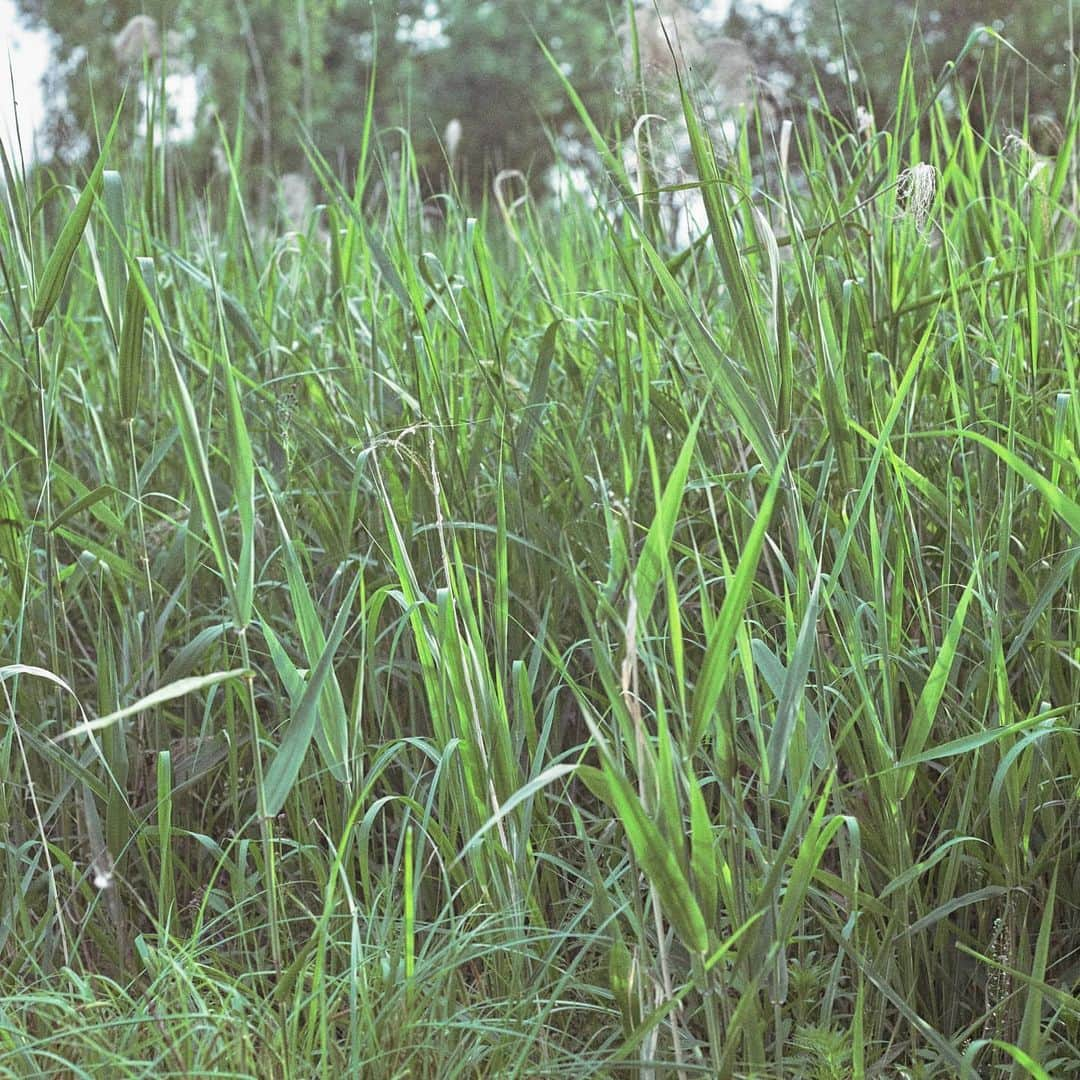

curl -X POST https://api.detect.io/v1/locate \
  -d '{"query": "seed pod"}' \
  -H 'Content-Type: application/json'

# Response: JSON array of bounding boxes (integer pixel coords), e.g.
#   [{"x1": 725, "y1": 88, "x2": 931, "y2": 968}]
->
[
  {"x1": 31, "y1": 107, "x2": 122, "y2": 330},
  {"x1": 1030, "y1": 113, "x2": 1064, "y2": 157},
  {"x1": 118, "y1": 257, "x2": 155, "y2": 421}
]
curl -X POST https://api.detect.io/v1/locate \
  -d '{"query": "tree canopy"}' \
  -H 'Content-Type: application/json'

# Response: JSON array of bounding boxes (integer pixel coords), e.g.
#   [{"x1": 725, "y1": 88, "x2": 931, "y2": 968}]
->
[
  {"x1": 15, "y1": 0, "x2": 1073, "y2": 197},
  {"x1": 18, "y1": 0, "x2": 618, "y2": 195}
]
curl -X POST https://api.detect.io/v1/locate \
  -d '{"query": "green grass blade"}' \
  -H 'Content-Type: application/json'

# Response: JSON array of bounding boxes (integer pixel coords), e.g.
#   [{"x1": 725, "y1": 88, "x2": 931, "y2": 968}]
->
[
  {"x1": 261, "y1": 573, "x2": 361, "y2": 818},
  {"x1": 767, "y1": 573, "x2": 822, "y2": 794},
  {"x1": 634, "y1": 413, "x2": 700, "y2": 625},
  {"x1": 690, "y1": 447, "x2": 787, "y2": 758},
  {"x1": 895, "y1": 568, "x2": 978, "y2": 800},
  {"x1": 59, "y1": 670, "x2": 251, "y2": 739}
]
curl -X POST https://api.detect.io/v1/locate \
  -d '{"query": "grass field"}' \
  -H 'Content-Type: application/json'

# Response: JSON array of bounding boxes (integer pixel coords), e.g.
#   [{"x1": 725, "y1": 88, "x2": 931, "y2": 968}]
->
[{"x1": 1, "y1": 37, "x2": 1078, "y2": 1078}]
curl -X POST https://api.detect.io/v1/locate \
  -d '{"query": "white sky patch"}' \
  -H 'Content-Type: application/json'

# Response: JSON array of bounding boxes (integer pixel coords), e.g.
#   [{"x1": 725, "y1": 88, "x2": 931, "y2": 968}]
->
[
  {"x1": 141, "y1": 69, "x2": 202, "y2": 145},
  {"x1": 701, "y1": 0, "x2": 791, "y2": 19},
  {"x1": 0, "y1": 0, "x2": 52, "y2": 158},
  {"x1": 169, "y1": 71, "x2": 201, "y2": 143},
  {"x1": 396, "y1": 12, "x2": 449, "y2": 53},
  {"x1": 699, "y1": 0, "x2": 733, "y2": 25}
]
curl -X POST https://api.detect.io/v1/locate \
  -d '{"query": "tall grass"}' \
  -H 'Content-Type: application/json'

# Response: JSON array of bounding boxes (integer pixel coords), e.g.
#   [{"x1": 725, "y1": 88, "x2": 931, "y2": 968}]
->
[{"x1": 0, "y1": 29, "x2": 1078, "y2": 1079}]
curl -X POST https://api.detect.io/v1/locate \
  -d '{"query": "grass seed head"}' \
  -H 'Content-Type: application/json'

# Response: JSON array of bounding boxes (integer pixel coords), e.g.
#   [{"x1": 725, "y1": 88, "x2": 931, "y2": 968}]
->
[
  {"x1": 856, "y1": 105, "x2": 874, "y2": 140},
  {"x1": 113, "y1": 16, "x2": 185, "y2": 71},
  {"x1": 91, "y1": 850, "x2": 115, "y2": 891},
  {"x1": 1003, "y1": 130, "x2": 1033, "y2": 161},
  {"x1": 444, "y1": 117, "x2": 462, "y2": 167},
  {"x1": 113, "y1": 15, "x2": 162, "y2": 65},
  {"x1": 897, "y1": 163, "x2": 937, "y2": 231},
  {"x1": 1030, "y1": 113, "x2": 1064, "y2": 157}
]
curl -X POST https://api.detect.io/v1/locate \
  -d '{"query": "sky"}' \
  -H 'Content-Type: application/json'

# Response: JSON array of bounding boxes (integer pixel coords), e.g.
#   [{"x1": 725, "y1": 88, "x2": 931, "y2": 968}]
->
[{"x1": 0, "y1": 0, "x2": 50, "y2": 156}]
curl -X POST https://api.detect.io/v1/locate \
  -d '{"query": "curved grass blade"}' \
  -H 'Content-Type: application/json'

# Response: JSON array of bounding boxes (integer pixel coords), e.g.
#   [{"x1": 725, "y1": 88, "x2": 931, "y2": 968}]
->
[
  {"x1": 581, "y1": 755, "x2": 708, "y2": 956},
  {"x1": 59, "y1": 669, "x2": 250, "y2": 740},
  {"x1": 767, "y1": 573, "x2": 823, "y2": 794},
  {"x1": 958, "y1": 431, "x2": 1080, "y2": 536},
  {"x1": 894, "y1": 568, "x2": 977, "y2": 801},
  {"x1": 634, "y1": 412, "x2": 701, "y2": 625}
]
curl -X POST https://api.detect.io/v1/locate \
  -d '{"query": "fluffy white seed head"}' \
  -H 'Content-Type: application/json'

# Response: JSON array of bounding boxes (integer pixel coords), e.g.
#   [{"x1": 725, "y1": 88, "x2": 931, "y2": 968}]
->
[
  {"x1": 897, "y1": 163, "x2": 937, "y2": 231},
  {"x1": 91, "y1": 850, "x2": 115, "y2": 891},
  {"x1": 856, "y1": 105, "x2": 874, "y2": 140},
  {"x1": 113, "y1": 15, "x2": 161, "y2": 65},
  {"x1": 444, "y1": 118, "x2": 462, "y2": 166}
]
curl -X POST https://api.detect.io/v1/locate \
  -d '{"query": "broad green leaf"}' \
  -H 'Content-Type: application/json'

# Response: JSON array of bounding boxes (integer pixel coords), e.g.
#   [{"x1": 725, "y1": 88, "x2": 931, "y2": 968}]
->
[
  {"x1": 586, "y1": 760, "x2": 708, "y2": 956},
  {"x1": 118, "y1": 256, "x2": 155, "y2": 421},
  {"x1": 1018, "y1": 866, "x2": 1057, "y2": 1063},
  {"x1": 156, "y1": 750, "x2": 175, "y2": 922},
  {"x1": 767, "y1": 573, "x2": 822, "y2": 793},
  {"x1": 609, "y1": 933, "x2": 642, "y2": 1036},
  {"x1": 515, "y1": 318, "x2": 559, "y2": 464},
  {"x1": 48, "y1": 484, "x2": 121, "y2": 533},
  {"x1": 632, "y1": 229, "x2": 781, "y2": 474},
  {"x1": 264, "y1": 479, "x2": 350, "y2": 781},
  {"x1": 687, "y1": 769, "x2": 718, "y2": 924},
  {"x1": 220, "y1": 349, "x2": 254, "y2": 628}
]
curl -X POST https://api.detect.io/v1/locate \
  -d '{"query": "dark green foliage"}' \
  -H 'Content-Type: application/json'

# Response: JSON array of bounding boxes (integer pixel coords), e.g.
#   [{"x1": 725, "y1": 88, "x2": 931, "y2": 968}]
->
[
  {"x1": 18, "y1": 0, "x2": 616, "y2": 198},
  {"x1": 739, "y1": 0, "x2": 1074, "y2": 128}
]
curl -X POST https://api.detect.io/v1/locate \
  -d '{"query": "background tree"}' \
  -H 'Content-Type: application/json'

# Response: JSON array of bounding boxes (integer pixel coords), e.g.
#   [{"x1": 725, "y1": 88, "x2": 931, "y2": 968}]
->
[
  {"x1": 15, "y1": 0, "x2": 617, "y2": 199},
  {"x1": 736, "y1": 0, "x2": 1073, "y2": 135},
  {"x1": 14, "y1": 0, "x2": 1073, "y2": 200}
]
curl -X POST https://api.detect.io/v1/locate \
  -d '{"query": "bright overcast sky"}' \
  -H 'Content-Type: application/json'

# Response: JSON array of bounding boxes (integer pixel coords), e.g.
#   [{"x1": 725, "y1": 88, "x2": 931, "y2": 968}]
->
[{"x1": 0, "y1": 0, "x2": 50, "y2": 156}]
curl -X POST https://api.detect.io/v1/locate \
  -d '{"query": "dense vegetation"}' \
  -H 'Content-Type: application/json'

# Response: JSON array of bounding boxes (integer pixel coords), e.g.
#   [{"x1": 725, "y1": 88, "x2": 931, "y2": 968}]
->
[
  {"x1": 15, "y1": 0, "x2": 1076, "y2": 193},
  {"x1": 1, "y1": 23, "x2": 1078, "y2": 1079},
  {"x1": 16, "y1": 0, "x2": 619, "y2": 194}
]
